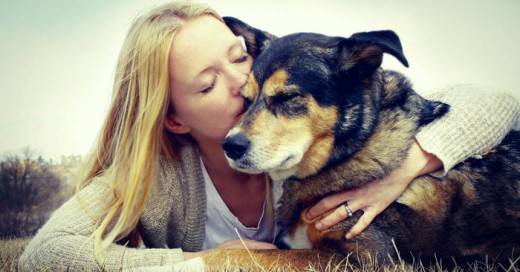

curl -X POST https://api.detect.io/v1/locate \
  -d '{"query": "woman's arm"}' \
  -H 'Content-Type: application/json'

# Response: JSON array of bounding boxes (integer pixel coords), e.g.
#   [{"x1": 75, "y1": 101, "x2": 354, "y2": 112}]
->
[
  {"x1": 417, "y1": 84, "x2": 520, "y2": 171},
  {"x1": 19, "y1": 175, "x2": 277, "y2": 271},
  {"x1": 308, "y1": 141, "x2": 441, "y2": 239},
  {"x1": 306, "y1": 84, "x2": 520, "y2": 238},
  {"x1": 18, "y1": 178, "x2": 184, "y2": 271}
]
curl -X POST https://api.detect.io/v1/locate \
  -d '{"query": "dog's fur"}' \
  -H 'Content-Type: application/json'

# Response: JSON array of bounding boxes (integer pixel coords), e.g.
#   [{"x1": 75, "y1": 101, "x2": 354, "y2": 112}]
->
[{"x1": 212, "y1": 17, "x2": 520, "y2": 269}]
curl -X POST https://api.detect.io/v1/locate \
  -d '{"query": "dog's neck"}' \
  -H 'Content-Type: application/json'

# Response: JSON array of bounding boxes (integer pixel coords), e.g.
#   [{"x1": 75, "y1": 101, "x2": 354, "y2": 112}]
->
[{"x1": 277, "y1": 70, "x2": 443, "y2": 225}]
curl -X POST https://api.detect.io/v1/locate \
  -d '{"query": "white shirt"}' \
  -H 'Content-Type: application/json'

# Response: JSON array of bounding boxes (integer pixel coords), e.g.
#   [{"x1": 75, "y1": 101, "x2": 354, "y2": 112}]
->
[{"x1": 201, "y1": 158, "x2": 277, "y2": 249}]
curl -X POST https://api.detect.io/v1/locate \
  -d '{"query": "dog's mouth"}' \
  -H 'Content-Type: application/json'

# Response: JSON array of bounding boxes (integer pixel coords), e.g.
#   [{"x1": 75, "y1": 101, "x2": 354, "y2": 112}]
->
[
  {"x1": 224, "y1": 124, "x2": 313, "y2": 180},
  {"x1": 278, "y1": 155, "x2": 294, "y2": 169},
  {"x1": 233, "y1": 105, "x2": 246, "y2": 124},
  {"x1": 229, "y1": 154, "x2": 295, "y2": 175}
]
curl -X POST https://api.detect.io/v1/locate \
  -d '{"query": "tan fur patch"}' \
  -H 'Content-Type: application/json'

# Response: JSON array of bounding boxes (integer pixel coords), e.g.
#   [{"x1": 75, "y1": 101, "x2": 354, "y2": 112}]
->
[
  {"x1": 242, "y1": 73, "x2": 259, "y2": 99},
  {"x1": 398, "y1": 177, "x2": 452, "y2": 223},
  {"x1": 298, "y1": 97, "x2": 338, "y2": 178},
  {"x1": 398, "y1": 171, "x2": 479, "y2": 224},
  {"x1": 263, "y1": 69, "x2": 289, "y2": 97},
  {"x1": 248, "y1": 107, "x2": 306, "y2": 147}
]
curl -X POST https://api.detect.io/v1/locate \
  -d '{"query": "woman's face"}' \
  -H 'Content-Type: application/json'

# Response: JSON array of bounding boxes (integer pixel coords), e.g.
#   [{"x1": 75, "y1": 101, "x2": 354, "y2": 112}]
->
[{"x1": 166, "y1": 15, "x2": 253, "y2": 144}]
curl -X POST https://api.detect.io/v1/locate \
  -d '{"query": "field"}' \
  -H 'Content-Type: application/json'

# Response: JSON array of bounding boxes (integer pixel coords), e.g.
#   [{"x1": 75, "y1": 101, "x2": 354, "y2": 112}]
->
[
  {"x1": 1, "y1": 237, "x2": 519, "y2": 271},
  {"x1": 0, "y1": 237, "x2": 30, "y2": 271}
]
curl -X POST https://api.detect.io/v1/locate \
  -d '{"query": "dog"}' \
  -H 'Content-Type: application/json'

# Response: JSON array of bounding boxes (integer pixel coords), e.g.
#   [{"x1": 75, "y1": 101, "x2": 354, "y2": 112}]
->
[{"x1": 202, "y1": 17, "x2": 520, "y2": 270}]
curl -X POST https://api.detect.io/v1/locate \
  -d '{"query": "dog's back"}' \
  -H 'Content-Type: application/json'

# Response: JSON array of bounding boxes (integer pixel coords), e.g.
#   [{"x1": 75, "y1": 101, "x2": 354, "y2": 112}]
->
[
  {"x1": 354, "y1": 131, "x2": 520, "y2": 262},
  {"x1": 412, "y1": 131, "x2": 520, "y2": 259}
]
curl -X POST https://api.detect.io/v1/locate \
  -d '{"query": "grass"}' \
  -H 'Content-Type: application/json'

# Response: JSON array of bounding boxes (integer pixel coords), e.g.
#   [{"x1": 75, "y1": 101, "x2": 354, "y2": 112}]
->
[
  {"x1": 1, "y1": 237, "x2": 518, "y2": 271},
  {"x1": 0, "y1": 237, "x2": 30, "y2": 272},
  {"x1": 295, "y1": 254, "x2": 519, "y2": 272}
]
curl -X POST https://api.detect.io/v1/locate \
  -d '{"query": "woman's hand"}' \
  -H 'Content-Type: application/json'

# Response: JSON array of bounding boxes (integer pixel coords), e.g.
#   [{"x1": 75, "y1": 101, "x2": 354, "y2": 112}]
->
[
  {"x1": 183, "y1": 239, "x2": 277, "y2": 261},
  {"x1": 305, "y1": 140, "x2": 442, "y2": 239},
  {"x1": 212, "y1": 239, "x2": 278, "y2": 250}
]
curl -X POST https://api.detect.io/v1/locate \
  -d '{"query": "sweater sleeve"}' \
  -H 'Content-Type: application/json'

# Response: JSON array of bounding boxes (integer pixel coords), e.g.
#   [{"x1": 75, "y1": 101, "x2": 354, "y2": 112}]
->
[
  {"x1": 18, "y1": 177, "x2": 185, "y2": 271},
  {"x1": 416, "y1": 84, "x2": 520, "y2": 172}
]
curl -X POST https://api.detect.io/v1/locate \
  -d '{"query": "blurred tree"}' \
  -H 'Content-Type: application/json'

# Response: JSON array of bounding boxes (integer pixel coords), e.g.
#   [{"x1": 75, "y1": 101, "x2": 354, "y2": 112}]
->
[{"x1": 0, "y1": 147, "x2": 67, "y2": 237}]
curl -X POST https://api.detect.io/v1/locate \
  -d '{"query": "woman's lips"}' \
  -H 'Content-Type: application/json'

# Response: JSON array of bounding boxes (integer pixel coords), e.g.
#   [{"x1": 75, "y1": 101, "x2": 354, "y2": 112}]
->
[{"x1": 236, "y1": 103, "x2": 246, "y2": 119}]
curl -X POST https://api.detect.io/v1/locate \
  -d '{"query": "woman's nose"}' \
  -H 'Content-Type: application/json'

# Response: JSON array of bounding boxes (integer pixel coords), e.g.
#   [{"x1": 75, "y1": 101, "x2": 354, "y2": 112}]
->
[{"x1": 226, "y1": 67, "x2": 249, "y2": 96}]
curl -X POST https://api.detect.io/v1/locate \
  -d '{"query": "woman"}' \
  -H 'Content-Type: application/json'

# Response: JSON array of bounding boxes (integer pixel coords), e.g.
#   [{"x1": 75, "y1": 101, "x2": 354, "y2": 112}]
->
[{"x1": 19, "y1": 1, "x2": 519, "y2": 270}]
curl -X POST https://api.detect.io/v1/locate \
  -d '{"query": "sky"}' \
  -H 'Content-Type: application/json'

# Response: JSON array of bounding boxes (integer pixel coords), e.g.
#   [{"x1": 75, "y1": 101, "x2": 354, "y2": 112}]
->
[{"x1": 1, "y1": 0, "x2": 519, "y2": 161}]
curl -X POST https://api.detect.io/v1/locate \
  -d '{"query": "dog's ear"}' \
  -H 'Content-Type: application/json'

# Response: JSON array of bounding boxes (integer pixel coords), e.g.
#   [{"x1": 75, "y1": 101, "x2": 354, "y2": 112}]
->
[
  {"x1": 223, "y1": 16, "x2": 277, "y2": 59},
  {"x1": 339, "y1": 30, "x2": 409, "y2": 80}
]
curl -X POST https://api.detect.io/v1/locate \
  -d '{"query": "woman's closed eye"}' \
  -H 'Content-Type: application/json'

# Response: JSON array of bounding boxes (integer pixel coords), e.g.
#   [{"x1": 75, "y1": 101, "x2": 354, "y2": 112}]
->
[
  {"x1": 234, "y1": 54, "x2": 249, "y2": 64},
  {"x1": 199, "y1": 46, "x2": 249, "y2": 94},
  {"x1": 201, "y1": 78, "x2": 216, "y2": 94},
  {"x1": 231, "y1": 41, "x2": 249, "y2": 64}
]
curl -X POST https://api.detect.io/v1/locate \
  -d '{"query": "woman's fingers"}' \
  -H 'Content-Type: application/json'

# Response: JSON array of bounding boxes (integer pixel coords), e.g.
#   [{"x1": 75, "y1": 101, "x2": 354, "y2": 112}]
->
[
  {"x1": 315, "y1": 200, "x2": 359, "y2": 230},
  {"x1": 244, "y1": 240, "x2": 278, "y2": 249},
  {"x1": 312, "y1": 199, "x2": 379, "y2": 239},
  {"x1": 216, "y1": 239, "x2": 278, "y2": 250},
  {"x1": 306, "y1": 190, "x2": 357, "y2": 221}
]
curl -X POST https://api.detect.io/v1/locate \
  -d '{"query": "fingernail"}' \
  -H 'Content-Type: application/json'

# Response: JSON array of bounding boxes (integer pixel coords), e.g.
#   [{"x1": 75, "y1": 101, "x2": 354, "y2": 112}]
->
[
  {"x1": 315, "y1": 222, "x2": 323, "y2": 230},
  {"x1": 345, "y1": 233, "x2": 352, "y2": 240}
]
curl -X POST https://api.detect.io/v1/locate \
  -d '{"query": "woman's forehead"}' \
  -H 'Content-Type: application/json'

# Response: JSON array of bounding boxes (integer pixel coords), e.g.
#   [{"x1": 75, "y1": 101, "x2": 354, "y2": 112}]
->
[
  {"x1": 168, "y1": 16, "x2": 237, "y2": 88},
  {"x1": 174, "y1": 16, "x2": 232, "y2": 50}
]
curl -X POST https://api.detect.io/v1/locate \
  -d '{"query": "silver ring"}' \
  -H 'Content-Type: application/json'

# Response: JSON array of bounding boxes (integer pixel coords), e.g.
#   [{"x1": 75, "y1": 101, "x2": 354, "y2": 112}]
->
[{"x1": 343, "y1": 202, "x2": 353, "y2": 217}]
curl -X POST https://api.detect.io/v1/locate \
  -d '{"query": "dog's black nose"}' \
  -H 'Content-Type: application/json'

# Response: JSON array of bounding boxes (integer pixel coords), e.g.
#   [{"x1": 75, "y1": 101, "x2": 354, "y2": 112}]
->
[{"x1": 222, "y1": 133, "x2": 250, "y2": 161}]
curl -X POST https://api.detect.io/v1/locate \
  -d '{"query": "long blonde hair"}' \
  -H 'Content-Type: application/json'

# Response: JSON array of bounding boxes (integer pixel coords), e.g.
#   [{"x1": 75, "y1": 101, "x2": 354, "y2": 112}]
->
[{"x1": 76, "y1": 1, "x2": 221, "y2": 263}]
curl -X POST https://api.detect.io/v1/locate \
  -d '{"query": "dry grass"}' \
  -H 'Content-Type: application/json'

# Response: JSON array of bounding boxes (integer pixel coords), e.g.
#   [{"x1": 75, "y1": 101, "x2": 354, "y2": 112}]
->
[
  {"x1": 0, "y1": 237, "x2": 30, "y2": 271},
  {"x1": 1, "y1": 237, "x2": 518, "y2": 272},
  {"x1": 197, "y1": 252, "x2": 520, "y2": 272}
]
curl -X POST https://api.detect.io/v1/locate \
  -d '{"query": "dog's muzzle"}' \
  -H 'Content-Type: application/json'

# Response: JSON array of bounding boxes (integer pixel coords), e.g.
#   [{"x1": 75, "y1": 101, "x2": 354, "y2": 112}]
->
[{"x1": 222, "y1": 133, "x2": 251, "y2": 161}]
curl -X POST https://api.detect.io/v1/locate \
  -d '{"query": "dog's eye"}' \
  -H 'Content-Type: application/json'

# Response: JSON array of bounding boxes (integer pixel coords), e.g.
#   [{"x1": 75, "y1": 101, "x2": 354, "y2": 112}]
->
[
  {"x1": 273, "y1": 93, "x2": 300, "y2": 104},
  {"x1": 271, "y1": 92, "x2": 307, "y2": 116}
]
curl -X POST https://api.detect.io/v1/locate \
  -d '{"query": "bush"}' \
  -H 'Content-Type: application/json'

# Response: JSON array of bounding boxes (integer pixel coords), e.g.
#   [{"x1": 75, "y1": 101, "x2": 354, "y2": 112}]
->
[{"x1": 0, "y1": 147, "x2": 74, "y2": 237}]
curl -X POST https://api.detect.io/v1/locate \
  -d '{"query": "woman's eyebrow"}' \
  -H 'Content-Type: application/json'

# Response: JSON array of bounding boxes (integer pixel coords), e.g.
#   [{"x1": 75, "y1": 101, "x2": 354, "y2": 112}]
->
[
  {"x1": 228, "y1": 39, "x2": 244, "y2": 55},
  {"x1": 193, "y1": 40, "x2": 244, "y2": 78},
  {"x1": 188, "y1": 38, "x2": 246, "y2": 91}
]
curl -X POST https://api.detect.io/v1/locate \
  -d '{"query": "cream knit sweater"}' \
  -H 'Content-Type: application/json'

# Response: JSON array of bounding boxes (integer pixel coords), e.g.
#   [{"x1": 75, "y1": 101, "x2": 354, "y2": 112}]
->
[
  {"x1": 18, "y1": 85, "x2": 520, "y2": 271},
  {"x1": 417, "y1": 84, "x2": 520, "y2": 171}
]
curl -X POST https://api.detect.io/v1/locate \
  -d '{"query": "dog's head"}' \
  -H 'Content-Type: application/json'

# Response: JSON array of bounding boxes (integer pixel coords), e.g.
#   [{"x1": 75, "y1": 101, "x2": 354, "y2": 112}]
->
[{"x1": 222, "y1": 17, "x2": 411, "y2": 181}]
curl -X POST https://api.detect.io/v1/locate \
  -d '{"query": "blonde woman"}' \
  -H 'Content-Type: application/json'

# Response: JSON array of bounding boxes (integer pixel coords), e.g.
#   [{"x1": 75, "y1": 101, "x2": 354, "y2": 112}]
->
[{"x1": 19, "y1": 1, "x2": 520, "y2": 270}]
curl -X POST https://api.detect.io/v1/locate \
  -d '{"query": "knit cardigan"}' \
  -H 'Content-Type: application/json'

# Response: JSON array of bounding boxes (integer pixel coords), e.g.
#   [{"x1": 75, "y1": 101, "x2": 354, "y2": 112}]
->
[{"x1": 19, "y1": 85, "x2": 520, "y2": 271}]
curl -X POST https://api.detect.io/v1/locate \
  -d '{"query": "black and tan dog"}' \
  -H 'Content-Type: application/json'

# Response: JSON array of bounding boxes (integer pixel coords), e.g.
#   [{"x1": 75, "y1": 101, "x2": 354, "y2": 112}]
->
[{"x1": 205, "y1": 17, "x2": 520, "y2": 269}]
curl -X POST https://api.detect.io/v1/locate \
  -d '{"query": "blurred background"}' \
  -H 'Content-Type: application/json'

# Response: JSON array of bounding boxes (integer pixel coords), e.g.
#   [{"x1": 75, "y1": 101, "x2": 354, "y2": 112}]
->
[{"x1": 1, "y1": 0, "x2": 519, "y2": 162}]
